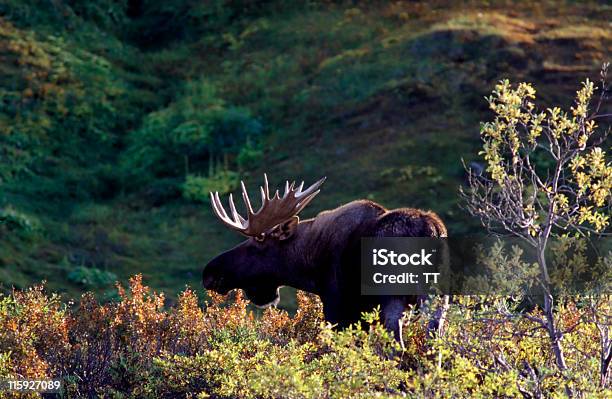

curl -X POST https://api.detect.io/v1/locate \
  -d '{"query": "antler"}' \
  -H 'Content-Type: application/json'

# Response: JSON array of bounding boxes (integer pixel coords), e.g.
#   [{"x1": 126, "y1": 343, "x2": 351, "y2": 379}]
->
[{"x1": 210, "y1": 174, "x2": 326, "y2": 237}]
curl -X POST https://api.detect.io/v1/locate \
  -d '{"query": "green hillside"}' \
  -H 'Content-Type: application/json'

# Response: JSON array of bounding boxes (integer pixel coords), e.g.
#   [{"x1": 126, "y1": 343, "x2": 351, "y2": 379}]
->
[{"x1": 0, "y1": 0, "x2": 610, "y2": 305}]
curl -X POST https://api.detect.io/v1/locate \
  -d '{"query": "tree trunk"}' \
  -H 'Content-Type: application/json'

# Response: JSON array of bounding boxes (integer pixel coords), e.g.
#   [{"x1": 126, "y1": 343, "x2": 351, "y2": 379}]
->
[
  {"x1": 601, "y1": 337, "x2": 611, "y2": 387},
  {"x1": 538, "y1": 248, "x2": 572, "y2": 397}
]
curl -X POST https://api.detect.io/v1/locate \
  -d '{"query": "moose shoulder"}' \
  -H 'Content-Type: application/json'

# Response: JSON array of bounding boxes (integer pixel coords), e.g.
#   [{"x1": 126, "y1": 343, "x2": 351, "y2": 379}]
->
[{"x1": 202, "y1": 175, "x2": 447, "y2": 346}]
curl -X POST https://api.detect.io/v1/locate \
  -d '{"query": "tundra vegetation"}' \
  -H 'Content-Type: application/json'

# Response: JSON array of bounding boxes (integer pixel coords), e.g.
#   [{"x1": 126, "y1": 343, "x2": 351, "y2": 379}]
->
[
  {"x1": 0, "y1": 0, "x2": 611, "y2": 397},
  {"x1": 0, "y1": 275, "x2": 611, "y2": 397}
]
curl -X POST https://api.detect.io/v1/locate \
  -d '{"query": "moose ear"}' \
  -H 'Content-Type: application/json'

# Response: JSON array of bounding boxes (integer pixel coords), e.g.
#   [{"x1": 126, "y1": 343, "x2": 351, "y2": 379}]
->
[{"x1": 270, "y1": 216, "x2": 299, "y2": 241}]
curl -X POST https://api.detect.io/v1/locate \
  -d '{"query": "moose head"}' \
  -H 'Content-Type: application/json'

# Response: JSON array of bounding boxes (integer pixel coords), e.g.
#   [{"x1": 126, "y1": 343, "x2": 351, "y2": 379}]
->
[{"x1": 202, "y1": 174, "x2": 326, "y2": 307}]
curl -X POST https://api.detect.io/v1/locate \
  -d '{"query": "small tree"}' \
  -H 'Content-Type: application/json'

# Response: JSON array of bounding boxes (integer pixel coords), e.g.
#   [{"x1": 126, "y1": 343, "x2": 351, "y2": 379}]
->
[{"x1": 461, "y1": 64, "x2": 611, "y2": 395}]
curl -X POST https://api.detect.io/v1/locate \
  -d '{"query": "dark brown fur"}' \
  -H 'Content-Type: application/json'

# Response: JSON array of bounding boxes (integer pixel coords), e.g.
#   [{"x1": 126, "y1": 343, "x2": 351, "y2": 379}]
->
[{"x1": 203, "y1": 200, "x2": 447, "y2": 343}]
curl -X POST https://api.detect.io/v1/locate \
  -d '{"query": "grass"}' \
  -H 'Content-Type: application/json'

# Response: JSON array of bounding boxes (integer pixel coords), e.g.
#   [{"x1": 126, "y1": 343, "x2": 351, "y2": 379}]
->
[{"x1": 0, "y1": 1, "x2": 610, "y2": 312}]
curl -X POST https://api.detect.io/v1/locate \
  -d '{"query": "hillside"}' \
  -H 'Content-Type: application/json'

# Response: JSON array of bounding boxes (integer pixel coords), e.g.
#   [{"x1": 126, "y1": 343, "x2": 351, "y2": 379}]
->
[{"x1": 0, "y1": 0, "x2": 610, "y2": 306}]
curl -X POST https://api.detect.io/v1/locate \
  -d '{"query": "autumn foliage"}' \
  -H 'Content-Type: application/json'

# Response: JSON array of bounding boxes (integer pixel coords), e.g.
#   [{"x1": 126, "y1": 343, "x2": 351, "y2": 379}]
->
[{"x1": 0, "y1": 275, "x2": 610, "y2": 398}]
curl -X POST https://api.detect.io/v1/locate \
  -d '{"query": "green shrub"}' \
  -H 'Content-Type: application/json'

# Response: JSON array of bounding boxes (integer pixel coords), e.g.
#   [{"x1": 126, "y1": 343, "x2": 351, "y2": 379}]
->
[
  {"x1": 237, "y1": 140, "x2": 264, "y2": 171},
  {"x1": 182, "y1": 171, "x2": 239, "y2": 203},
  {"x1": 127, "y1": 0, "x2": 284, "y2": 46},
  {"x1": 0, "y1": 206, "x2": 42, "y2": 234},
  {"x1": 122, "y1": 80, "x2": 262, "y2": 187},
  {"x1": 67, "y1": 266, "x2": 118, "y2": 289}
]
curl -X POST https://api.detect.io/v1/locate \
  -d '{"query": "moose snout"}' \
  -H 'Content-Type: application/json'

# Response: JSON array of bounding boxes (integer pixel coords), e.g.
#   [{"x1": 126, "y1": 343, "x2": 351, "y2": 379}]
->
[
  {"x1": 202, "y1": 271, "x2": 215, "y2": 290},
  {"x1": 202, "y1": 257, "x2": 230, "y2": 293},
  {"x1": 202, "y1": 264, "x2": 219, "y2": 289}
]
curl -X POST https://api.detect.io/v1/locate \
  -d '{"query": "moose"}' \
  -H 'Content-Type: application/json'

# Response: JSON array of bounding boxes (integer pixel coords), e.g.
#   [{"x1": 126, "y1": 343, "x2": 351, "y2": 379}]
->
[{"x1": 202, "y1": 175, "x2": 447, "y2": 346}]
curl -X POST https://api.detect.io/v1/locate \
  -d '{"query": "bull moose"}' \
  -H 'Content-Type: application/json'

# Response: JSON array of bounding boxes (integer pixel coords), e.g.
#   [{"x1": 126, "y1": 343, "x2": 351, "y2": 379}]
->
[{"x1": 202, "y1": 175, "x2": 447, "y2": 346}]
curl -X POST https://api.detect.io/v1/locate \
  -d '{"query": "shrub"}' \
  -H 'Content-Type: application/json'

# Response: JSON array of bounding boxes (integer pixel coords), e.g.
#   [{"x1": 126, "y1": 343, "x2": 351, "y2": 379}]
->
[
  {"x1": 127, "y1": 0, "x2": 282, "y2": 47},
  {"x1": 66, "y1": 266, "x2": 118, "y2": 290},
  {"x1": 0, "y1": 206, "x2": 42, "y2": 234},
  {"x1": 122, "y1": 80, "x2": 262, "y2": 188},
  {"x1": 182, "y1": 170, "x2": 240, "y2": 203},
  {"x1": 237, "y1": 140, "x2": 264, "y2": 171},
  {"x1": 0, "y1": 277, "x2": 610, "y2": 397}
]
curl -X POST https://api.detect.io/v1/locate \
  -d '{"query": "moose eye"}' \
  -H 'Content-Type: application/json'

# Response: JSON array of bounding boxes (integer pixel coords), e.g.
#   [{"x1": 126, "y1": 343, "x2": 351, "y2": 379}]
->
[{"x1": 254, "y1": 233, "x2": 266, "y2": 242}]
